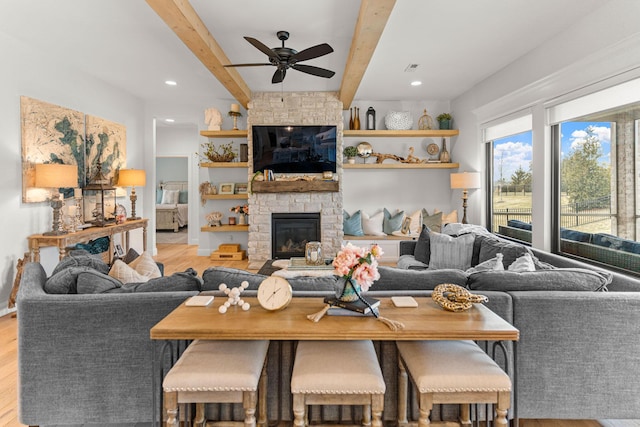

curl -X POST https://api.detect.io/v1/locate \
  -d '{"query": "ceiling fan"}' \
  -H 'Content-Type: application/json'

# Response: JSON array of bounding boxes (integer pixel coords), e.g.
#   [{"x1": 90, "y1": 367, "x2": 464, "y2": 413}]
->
[{"x1": 224, "y1": 31, "x2": 335, "y2": 84}]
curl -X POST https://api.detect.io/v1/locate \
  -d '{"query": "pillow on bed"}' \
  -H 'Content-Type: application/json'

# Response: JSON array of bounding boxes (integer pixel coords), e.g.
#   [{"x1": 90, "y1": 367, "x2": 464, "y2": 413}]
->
[
  {"x1": 161, "y1": 189, "x2": 179, "y2": 204},
  {"x1": 178, "y1": 190, "x2": 188, "y2": 204},
  {"x1": 156, "y1": 188, "x2": 163, "y2": 204}
]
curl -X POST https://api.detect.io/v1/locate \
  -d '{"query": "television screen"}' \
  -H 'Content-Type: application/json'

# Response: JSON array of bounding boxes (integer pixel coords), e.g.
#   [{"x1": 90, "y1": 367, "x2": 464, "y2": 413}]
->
[{"x1": 252, "y1": 125, "x2": 337, "y2": 173}]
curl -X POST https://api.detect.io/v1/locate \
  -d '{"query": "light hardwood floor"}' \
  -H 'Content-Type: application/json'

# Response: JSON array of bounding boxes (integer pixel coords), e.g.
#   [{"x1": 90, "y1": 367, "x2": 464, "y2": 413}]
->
[{"x1": 1, "y1": 242, "x2": 638, "y2": 427}]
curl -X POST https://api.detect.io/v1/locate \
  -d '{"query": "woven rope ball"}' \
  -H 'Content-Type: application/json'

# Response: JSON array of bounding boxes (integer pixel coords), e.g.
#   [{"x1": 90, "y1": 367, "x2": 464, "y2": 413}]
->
[{"x1": 432, "y1": 283, "x2": 488, "y2": 312}]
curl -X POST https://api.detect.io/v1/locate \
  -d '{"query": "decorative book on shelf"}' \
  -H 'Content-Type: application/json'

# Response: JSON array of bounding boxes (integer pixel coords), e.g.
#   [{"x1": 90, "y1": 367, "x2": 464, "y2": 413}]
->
[{"x1": 323, "y1": 295, "x2": 380, "y2": 314}]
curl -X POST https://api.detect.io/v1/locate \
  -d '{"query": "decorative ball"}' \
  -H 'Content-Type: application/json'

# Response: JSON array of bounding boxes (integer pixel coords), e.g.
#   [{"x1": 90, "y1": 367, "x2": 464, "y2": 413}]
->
[
  {"x1": 230, "y1": 287, "x2": 240, "y2": 297},
  {"x1": 224, "y1": 301, "x2": 231, "y2": 307},
  {"x1": 241, "y1": 281, "x2": 249, "y2": 289},
  {"x1": 219, "y1": 283, "x2": 227, "y2": 291},
  {"x1": 242, "y1": 302, "x2": 250, "y2": 311},
  {"x1": 385, "y1": 111, "x2": 413, "y2": 130},
  {"x1": 218, "y1": 305, "x2": 227, "y2": 314}
]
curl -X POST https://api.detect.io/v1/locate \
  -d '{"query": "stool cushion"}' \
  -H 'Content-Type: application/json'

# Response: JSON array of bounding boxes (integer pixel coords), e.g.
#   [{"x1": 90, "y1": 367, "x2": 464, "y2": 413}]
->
[
  {"x1": 163, "y1": 340, "x2": 269, "y2": 392},
  {"x1": 291, "y1": 340, "x2": 385, "y2": 394},
  {"x1": 396, "y1": 340, "x2": 511, "y2": 393}
]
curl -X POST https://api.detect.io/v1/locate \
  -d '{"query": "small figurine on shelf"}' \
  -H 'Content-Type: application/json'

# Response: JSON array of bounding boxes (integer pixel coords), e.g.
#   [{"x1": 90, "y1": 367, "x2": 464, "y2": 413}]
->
[
  {"x1": 228, "y1": 103, "x2": 242, "y2": 130},
  {"x1": 204, "y1": 107, "x2": 222, "y2": 131}
]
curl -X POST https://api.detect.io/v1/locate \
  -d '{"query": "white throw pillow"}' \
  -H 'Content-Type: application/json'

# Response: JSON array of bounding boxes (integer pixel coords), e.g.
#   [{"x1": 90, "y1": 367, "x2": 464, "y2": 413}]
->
[
  {"x1": 508, "y1": 252, "x2": 536, "y2": 272},
  {"x1": 466, "y1": 253, "x2": 505, "y2": 274},
  {"x1": 128, "y1": 251, "x2": 162, "y2": 279},
  {"x1": 109, "y1": 260, "x2": 150, "y2": 284},
  {"x1": 361, "y1": 211, "x2": 386, "y2": 236},
  {"x1": 161, "y1": 189, "x2": 179, "y2": 204},
  {"x1": 428, "y1": 231, "x2": 475, "y2": 270}
]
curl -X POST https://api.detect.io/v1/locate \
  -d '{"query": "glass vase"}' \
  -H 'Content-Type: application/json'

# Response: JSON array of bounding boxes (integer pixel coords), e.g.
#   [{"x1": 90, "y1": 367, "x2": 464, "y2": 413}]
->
[{"x1": 338, "y1": 278, "x2": 361, "y2": 302}]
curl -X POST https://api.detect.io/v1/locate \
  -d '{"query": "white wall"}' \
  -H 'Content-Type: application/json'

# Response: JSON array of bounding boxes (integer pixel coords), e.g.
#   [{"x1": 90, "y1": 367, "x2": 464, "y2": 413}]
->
[
  {"x1": 451, "y1": 0, "x2": 640, "y2": 250},
  {"x1": 0, "y1": 31, "x2": 146, "y2": 315}
]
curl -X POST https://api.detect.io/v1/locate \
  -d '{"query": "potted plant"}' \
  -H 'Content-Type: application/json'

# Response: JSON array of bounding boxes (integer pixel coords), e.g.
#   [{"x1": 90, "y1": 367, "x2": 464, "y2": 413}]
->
[
  {"x1": 343, "y1": 146, "x2": 359, "y2": 164},
  {"x1": 436, "y1": 113, "x2": 452, "y2": 130}
]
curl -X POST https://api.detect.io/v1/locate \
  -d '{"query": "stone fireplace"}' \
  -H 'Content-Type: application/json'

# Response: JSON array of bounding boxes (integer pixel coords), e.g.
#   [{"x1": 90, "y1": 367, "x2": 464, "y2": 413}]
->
[
  {"x1": 247, "y1": 91, "x2": 344, "y2": 269},
  {"x1": 271, "y1": 213, "x2": 321, "y2": 259}
]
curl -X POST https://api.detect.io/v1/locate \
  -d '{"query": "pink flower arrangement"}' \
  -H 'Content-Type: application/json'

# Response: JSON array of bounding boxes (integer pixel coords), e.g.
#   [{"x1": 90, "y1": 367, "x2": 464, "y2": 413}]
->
[
  {"x1": 332, "y1": 243, "x2": 383, "y2": 292},
  {"x1": 230, "y1": 204, "x2": 249, "y2": 215}
]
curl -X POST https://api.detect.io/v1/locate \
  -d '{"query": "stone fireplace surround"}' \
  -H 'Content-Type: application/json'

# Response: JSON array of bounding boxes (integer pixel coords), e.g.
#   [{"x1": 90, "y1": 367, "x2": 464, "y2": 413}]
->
[{"x1": 247, "y1": 92, "x2": 344, "y2": 269}]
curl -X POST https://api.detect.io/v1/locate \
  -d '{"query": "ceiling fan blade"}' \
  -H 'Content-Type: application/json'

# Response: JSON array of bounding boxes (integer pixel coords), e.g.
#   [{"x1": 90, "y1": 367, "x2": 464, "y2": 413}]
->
[
  {"x1": 272, "y1": 68, "x2": 286, "y2": 84},
  {"x1": 290, "y1": 43, "x2": 333, "y2": 62},
  {"x1": 291, "y1": 64, "x2": 335, "y2": 79},
  {"x1": 244, "y1": 36, "x2": 280, "y2": 62},
  {"x1": 224, "y1": 63, "x2": 272, "y2": 67}
]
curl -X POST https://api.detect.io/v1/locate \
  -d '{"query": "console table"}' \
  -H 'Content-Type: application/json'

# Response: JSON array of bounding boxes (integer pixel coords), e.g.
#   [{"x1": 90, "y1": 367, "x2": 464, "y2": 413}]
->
[{"x1": 27, "y1": 218, "x2": 148, "y2": 263}]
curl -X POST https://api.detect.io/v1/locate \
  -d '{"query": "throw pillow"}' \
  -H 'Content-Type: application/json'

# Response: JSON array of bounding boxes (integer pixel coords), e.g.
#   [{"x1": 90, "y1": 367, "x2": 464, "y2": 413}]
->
[
  {"x1": 156, "y1": 188, "x2": 163, "y2": 204},
  {"x1": 128, "y1": 251, "x2": 162, "y2": 279},
  {"x1": 161, "y1": 189, "x2": 179, "y2": 204},
  {"x1": 51, "y1": 250, "x2": 110, "y2": 276},
  {"x1": 109, "y1": 260, "x2": 150, "y2": 284},
  {"x1": 466, "y1": 253, "x2": 504, "y2": 274},
  {"x1": 428, "y1": 231, "x2": 475, "y2": 270},
  {"x1": 467, "y1": 268, "x2": 612, "y2": 292},
  {"x1": 117, "y1": 268, "x2": 203, "y2": 293},
  {"x1": 383, "y1": 208, "x2": 405, "y2": 234},
  {"x1": 477, "y1": 236, "x2": 532, "y2": 269},
  {"x1": 76, "y1": 270, "x2": 122, "y2": 293},
  {"x1": 343, "y1": 210, "x2": 364, "y2": 236},
  {"x1": 508, "y1": 253, "x2": 536, "y2": 272},
  {"x1": 441, "y1": 210, "x2": 458, "y2": 225},
  {"x1": 361, "y1": 211, "x2": 386, "y2": 236},
  {"x1": 178, "y1": 190, "x2": 188, "y2": 204},
  {"x1": 45, "y1": 265, "x2": 96, "y2": 294},
  {"x1": 413, "y1": 224, "x2": 431, "y2": 264},
  {"x1": 422, "y1": 211, "x2": 442, "y2": 233},
  {"x1": 407, "y1": 209, "x2": 422, "y2": 234}
]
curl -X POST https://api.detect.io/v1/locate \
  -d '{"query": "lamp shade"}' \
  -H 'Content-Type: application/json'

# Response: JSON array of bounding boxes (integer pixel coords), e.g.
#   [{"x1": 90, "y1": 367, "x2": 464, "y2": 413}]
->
[
  {"x1": 34, "y1": 164, "x2": 78, "y2": 188},
  {"x1": 117, "y1": 169, "x2": 146, "y2": 187},
  {"x1": 450, "y1": 172, "x2": 481, "y2": 190}
]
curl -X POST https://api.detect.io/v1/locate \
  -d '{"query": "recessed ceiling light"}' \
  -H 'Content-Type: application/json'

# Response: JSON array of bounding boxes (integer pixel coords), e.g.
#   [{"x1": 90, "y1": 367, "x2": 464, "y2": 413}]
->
[
  {"x1": 165, "y1": 118, "x2": 175, "y2": 123},
  {"x1": 165, "y1": 80, "x2": 177, "y2": 86},
  {"x1": 411, "y1": 81, "x2": 422, "y2": 86}
]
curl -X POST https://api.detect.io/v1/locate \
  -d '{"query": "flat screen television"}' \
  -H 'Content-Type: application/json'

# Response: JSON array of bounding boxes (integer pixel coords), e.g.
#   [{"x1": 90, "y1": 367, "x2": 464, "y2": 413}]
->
[{"x1": 252, "y1": 125, "x2": 337, "y2": 173}]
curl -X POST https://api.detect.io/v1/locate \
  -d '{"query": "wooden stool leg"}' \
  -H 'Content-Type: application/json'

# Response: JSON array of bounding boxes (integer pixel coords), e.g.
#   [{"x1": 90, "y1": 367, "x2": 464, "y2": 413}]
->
[
  {"x1": 257, "y1": 362, "x2": 268, "y2": 427},
  {"x1": 397, "y1": 357, "x2": 409, "y2": 426},
  {"x1": 418, "y1": 393, "x2": 432, "y2": 427},
  {"x1": 362, "y1": 403, "x2": 372, "y2": 427},
  {"x1": 164, "y1": 391, "x2": 178, "y2": 427},
  {"x1": 371, "y1": 394, "x2": 384, "y2": 427},
  {"x1": 243, "y1": 390, "x2": 258, "y2": 427},
  {"x1": 194, "y1": 403, "x2": 206, "y2": 427},
  {"x1": 495, "y1": 391, "x2": 511, "y2": 426},
  {"x1": 292, "y1": 393, "x2": 306, "y2": 427},
  {"x1": 459, "y1": 404, "x2": 471, "y2": 426}
]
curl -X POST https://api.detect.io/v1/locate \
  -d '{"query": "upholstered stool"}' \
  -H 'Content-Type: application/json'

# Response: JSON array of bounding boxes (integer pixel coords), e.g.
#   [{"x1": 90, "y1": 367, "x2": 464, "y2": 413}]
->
[
  {"x1": 397, "y1": 340, "x2": 511, "y2": 427},
  {"x1": 162, "y1": 339, "x2": 270, "y2": 427},
  {"x1": 291, "y1": 340, "x2": 386, "y2": 427}
]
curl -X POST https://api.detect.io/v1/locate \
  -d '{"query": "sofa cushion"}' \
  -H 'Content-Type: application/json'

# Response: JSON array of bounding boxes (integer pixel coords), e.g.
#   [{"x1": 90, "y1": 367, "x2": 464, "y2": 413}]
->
[
  {"x1": 343, "y1": 210, "x2": 364, "y2": 236},
  {"x1": 113, "y1": 268, "x2": 203, "y2": 293},
  {"x1": 45, "y1": 265, "x2": 98, "y2": 294},
  {"x1": 383, "y1": 208, "x2": 404, "y2": 234},
  {"x1": 560, "y1": 228, "x2": 592, "y2": 243},
  {"x1": 376, "y1": 265, "x2": 468, "y2": 290},
  {"x1": 413, "y1": 225, "x2": 431, "y2": 264},
  {"x1": 478, "y1": 235, "x2": 532, "y2": 269},
  {"x1": 397, "y1": 254, "x2": 428, "y2": 270},
  {"x1": 361, "y1": 211, "x2": 386, "y2": 236},
  {"x1": 507, "y1": 219, "x2": 532, "y2": 231},
  {"x1": 592, "y1": 233, "x2": 640, "y2": 254},
  {"x1": 428, "y1": 232, "x2": 475, "y2": 270},
  {"x1": 76, "y1": 270, "x2": 123, "y2": 293},
  {"x1": 467, "y1": 268, "x2": 612, "y2": 292},
  {"x1": 51, "y1": 250, "x2": 109, "y2": 277},
  {"x1": 202, "y1": 266, "x2": 339, "y2": 293}
]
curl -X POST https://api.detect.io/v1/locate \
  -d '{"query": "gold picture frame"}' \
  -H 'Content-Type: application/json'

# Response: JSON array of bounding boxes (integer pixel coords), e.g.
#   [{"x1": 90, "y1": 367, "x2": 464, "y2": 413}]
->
[{"x1": 234, "y1": 183, "x2": 248, "y2": 194}]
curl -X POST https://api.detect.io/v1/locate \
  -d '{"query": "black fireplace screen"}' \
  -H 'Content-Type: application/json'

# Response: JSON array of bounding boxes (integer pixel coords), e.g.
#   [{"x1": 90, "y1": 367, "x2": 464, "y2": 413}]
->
[{"x1": 272, "y1": 213, "x2": 321, "y2": 259}]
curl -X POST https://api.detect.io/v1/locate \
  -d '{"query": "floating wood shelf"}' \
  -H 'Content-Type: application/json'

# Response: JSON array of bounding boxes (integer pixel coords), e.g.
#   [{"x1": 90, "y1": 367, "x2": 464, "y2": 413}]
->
[
  {"x1": 199, "y1": 162, "x2": 249, "y2": 168},
  {"x1": 343, "y1": 129, "x2": 459, "y2": 137},
  {"x1": 201, "y1": 225, "x2": 249, "y2": 232},
  {"x1": 200, "y1": 130, "x2": 248, "y2": 138},
  {"x1": 343, "y1": 162, "x2": 459, "y2": 169},
  {"x1": 251, "y1": 180, "x2": 339, "y2": 193},
  {"x1": 202, "y1": 194, "x2": 248, "y2": 200}
]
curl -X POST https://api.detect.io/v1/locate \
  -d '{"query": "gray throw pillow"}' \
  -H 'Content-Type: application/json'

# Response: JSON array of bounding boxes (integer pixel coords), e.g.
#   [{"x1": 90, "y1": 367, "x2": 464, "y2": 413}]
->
[
  {"x1": 51, "y1": 250, "x2": 109, "y2": 276},
  {"x1": 428, "y1": 232, "x2": 475, "y2": 270},
  {"x1": 413, "y1": 225, "x2": 431, "y2": 264},
  {"x1": 116, "y1": 268, "x2": 203, "y2": 293},
  {"x1": 202, "y1": 267, "x2": 268, "y2": 291},
  {"x1": 467, "y1": 268, "x2": 612, "y2": 292},
  {"x1": 45, "y1": 265, "x2": 98, "y2": 294},
  {"x1": 76, "y1": 270, "x2": 122, "y2": 293},
  {"x1": 376, "y1": 265, "x2": 468, "y2": 290}
]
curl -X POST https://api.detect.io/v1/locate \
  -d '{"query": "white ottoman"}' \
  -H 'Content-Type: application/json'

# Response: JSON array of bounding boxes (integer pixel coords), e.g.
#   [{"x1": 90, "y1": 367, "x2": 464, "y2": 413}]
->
[{"x1": 163, "y1": 340, "x2": 269, "y2": 427}]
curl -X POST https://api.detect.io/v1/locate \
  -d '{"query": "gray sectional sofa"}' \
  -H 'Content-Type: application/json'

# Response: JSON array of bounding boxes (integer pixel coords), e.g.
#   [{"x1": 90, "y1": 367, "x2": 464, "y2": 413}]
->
[{"x1": 16, "y1": 228, "x2": 640, "y2": 426}]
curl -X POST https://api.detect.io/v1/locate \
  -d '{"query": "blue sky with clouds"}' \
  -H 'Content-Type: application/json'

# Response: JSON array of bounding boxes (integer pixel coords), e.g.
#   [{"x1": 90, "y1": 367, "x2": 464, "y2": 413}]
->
[{"x1": 492, "y1": 122, "x2": 611, "y2": 183}]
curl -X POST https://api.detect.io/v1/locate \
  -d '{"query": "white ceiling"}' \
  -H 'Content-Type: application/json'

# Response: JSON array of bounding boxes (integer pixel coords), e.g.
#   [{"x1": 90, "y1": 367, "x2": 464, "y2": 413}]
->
[{"x1": 3, "y1": 0, "x2": 607, "y2": 109}]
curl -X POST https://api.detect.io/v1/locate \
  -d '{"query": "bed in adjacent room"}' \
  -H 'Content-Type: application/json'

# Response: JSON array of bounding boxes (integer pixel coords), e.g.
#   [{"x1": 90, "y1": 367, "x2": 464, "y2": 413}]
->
[{"x1": 156, "y1": 181, "x2": 188, "y2": 232}]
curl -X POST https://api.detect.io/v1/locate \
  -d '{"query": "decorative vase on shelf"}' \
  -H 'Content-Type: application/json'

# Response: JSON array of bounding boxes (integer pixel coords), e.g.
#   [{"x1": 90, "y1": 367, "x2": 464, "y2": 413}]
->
[
  {"x1": 354, "y1": 107, "x2": 361, "y2": 130},
  {"x1": 349, "y1": 107, "x2": 354, "y2": 130},
  {"x1": 238, "y1": 214, "x2": 246, "y2": 225},
  {"x1": 338, "y1": 278, "x2": 361, "y2": 302},
  {"x1": 384, "y1": 111, "x2": 413, "y2": 130},
  {"x1": 439, "y1": 138, "x2": 451, "y2": 163}
]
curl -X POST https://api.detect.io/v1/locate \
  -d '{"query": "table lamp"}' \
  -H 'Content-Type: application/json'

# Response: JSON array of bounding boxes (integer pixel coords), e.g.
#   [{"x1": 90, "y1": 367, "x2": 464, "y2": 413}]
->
[
  {"x1": 450, "y1": 172, "x2": 481, "y2": 224},
  {"x1": 117, "y1": 169, "x2": 146, "y2": 220},
  {"x1": 34, "y1": 163, "x2": 79, "y2": 235}
]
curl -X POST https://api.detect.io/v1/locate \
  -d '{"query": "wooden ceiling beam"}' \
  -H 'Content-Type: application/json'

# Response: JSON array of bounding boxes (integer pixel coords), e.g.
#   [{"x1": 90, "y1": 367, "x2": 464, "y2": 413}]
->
[
  {"x1": 338, "y1": 0, "x2": 396, "y2": 110},
  {"x1": 146, "y1": 0, "x2": 251, "y2": 108}
]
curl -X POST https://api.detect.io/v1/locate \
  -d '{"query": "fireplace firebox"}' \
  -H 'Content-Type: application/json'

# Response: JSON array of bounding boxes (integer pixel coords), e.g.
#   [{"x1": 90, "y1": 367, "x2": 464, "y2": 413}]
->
[{"x1": 272, "y1": 213, "x2": 321, "y2": 259}]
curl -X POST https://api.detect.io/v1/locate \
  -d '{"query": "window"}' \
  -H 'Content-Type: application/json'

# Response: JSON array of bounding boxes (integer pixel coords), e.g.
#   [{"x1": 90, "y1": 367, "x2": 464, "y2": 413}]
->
[
  {"x1": 549, "y1": 77, "x2": 640, "y2": 273},
  {"x1": 483, "y1": 115, "x2": 533, "y2": 241}
]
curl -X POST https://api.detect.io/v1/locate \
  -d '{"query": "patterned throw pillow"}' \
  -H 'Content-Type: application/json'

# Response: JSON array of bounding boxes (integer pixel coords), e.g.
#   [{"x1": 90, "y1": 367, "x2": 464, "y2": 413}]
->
[
  {"x1": 428, "y1": 231, "x2": 475, "y2": 270},
  {"x1": 109, "y1": 260, "x2": 150, "y2": 284},
  {"x1": 343, "y1": 210, "x2": 364, "y2": 236},
  {"x1": 128, "y1": 251, "x2": 162, "y2": 279},
  {"x1": 383, "y1": 208, "x2": 405, "y2": 234}
]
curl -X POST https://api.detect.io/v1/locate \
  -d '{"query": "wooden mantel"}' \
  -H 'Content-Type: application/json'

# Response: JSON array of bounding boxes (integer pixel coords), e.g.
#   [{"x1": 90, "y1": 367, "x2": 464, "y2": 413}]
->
[{"x1": 251, "y1": 180, "x2": 339, "y2": 193}]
